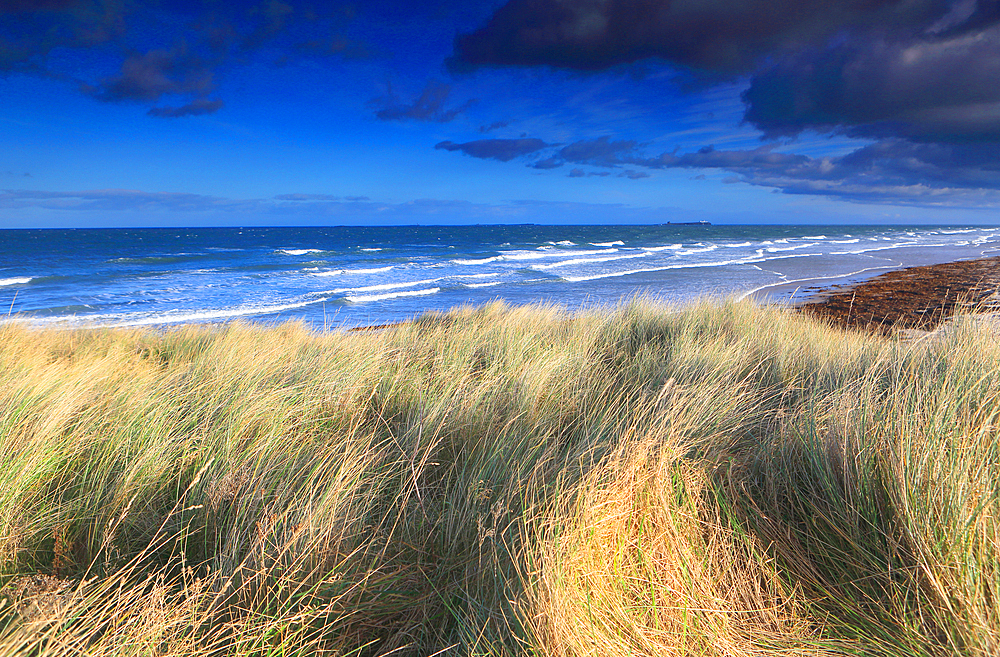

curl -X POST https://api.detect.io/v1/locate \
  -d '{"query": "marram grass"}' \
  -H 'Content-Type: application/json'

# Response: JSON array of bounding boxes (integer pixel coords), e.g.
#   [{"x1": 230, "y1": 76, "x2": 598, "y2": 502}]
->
[{"x1": 1, "y1": 298, "x2": 999, "y2": 656}]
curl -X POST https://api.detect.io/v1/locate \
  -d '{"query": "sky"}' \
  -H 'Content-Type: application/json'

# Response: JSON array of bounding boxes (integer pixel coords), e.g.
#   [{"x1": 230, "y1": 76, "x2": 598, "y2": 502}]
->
[{"x1": 2, "y1": 0, "x2": 1000, "y2": 227}]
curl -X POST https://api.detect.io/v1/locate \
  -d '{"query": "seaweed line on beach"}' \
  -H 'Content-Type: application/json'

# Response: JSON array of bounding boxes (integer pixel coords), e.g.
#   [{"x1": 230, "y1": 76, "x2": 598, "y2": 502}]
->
[{"x1": 798, "y1": 256, "x2": 1000, "y2": 334}]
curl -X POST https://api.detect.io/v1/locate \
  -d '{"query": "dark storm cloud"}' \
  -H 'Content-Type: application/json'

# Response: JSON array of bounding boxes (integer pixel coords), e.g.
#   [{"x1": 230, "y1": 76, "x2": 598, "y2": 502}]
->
[
  {"x1": 452, "y1": 0, "x2": 951, "y2": 74},
  {"x1": 451, "y1": 0, "x2": 1000, "y2": 204},
  {"x1": 0, "y1": 1, "x2": 365, "y2": 115},
  {"x1": 742, "y1": 23, "x2": 1000, "y2": 141},
  {"x1": 371, "y1": 81, "x2": 475, "y2": 123},
  {"x1": 455, "y1": 0, "x2": 1000, "y2": 144},
  {"x1": 435, "y1": 138, "x2": 550, "y2": 161}
]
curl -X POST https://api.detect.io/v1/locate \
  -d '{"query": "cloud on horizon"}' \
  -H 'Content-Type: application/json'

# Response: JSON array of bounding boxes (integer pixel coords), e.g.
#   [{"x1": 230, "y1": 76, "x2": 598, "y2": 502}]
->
[
  {"x1": 0, "y1": 187, "x2": 682, "y2": 227},
  {"x1": 633, "y1": 141, "x2": 1000, "y2": 206},
  {"x1": 432, "y1": 131, "x2": 1000, "y2": 205}
]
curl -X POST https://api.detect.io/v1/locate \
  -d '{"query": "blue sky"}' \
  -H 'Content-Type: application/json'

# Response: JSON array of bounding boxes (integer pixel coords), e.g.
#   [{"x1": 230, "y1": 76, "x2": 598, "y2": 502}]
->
[{"x1": 2, "y1": 0, "x2": 1000, "y2": 227}]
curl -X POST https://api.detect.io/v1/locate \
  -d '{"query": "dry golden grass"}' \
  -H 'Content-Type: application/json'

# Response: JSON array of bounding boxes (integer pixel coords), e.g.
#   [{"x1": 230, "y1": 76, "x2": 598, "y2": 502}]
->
[{"x1": 0, "y1": 298, "x2": 999, "y2": 656}]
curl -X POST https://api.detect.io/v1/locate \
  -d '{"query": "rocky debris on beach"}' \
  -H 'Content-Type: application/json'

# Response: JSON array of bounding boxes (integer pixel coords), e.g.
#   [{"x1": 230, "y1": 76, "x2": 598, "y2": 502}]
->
[{"x1": 799, "y1": 256, "x2": 1000, "y2": 334}]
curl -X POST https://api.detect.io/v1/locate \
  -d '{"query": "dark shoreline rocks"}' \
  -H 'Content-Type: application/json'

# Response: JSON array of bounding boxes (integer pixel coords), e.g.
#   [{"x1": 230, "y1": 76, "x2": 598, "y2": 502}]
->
[{"x1": 798, "y1": 256, "x2": 1000, "y2": 334}]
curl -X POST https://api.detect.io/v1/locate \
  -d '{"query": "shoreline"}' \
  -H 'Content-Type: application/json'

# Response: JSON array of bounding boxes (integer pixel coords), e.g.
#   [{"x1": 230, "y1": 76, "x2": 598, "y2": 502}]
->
[
  {"x1": 6, "y1": 255, "x2": 1000, "y2": 335},
  {"x1": 342, "y1": 256, "x2": 1000, "y2": 335}
]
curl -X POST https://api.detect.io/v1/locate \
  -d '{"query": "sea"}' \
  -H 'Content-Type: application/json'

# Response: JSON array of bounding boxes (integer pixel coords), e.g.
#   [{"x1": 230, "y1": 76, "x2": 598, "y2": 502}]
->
[{"x1": 1, "y1": 224, "x2": 998, "y2": 331}]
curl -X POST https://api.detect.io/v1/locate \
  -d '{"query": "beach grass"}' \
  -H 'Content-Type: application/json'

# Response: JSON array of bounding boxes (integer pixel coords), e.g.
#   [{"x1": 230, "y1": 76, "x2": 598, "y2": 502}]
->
[{"x1": 1, "y1": 298, "x2": 999, "y2": 656}]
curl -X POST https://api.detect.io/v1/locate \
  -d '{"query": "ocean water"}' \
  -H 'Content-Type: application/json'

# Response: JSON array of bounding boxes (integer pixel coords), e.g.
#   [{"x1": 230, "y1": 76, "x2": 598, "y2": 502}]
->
[{"x1": 1, "y1": 224, "x2": 998, "y2": 330}]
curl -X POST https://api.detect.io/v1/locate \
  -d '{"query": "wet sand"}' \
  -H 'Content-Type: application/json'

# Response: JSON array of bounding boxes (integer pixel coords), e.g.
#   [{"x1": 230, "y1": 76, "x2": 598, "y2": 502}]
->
[{"x1": 798, "y1": 256, "x2": 1000, "y2": 333}]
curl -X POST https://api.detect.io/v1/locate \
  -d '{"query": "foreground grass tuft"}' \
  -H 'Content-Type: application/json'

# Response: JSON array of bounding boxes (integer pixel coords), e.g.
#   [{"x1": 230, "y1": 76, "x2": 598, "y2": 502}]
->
[{"x1": 1, "y1": 298, "x2": 999, "y2": 655}]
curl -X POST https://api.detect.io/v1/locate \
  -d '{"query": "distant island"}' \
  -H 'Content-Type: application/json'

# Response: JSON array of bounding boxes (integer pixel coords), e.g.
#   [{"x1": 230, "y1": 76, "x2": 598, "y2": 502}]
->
[{"x1": 662, "y1": 221, "x2": 711, "y2": 225}]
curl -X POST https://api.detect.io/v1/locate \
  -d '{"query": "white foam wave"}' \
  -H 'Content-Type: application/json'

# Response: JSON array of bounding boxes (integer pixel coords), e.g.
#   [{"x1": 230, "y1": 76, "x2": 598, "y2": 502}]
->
[
  {"x1": 562, "y1": 257, "x2": 762, "y2": 282},
  {"x1": 36, "y1": 298, "x2": 329, "y2": 328},
  {"x1": 563, "y1": 267, "x2": 672, "y2": 282},
  {"x1": 532, "y1": 252, "x2": 650, "y2": 270},
  {"x1": 347, "y1": 287, "x2": 439, "y2": 303},
  {"x1": 360, "y1": 247, "x2": 382, "y2": 252},
  {"x1": 676, "y1": 245, "x2": 718, "y2": 255},
  {"x1": 725, "y1": 242, "x2": 752, "y2": 248},
  {"x1": 323, "y1": 278, "x2": 441, "y2": 295},
  {"x1": 280, "y1": 249, "x2": 324, "y2": 256},
  {"x1": 644, "y1": 244, "x2": 683, "y2": 252},
  {"x1": 832, "y1": 239, "x2": 860, "y2": 244},
  {"x1": 454, "y1": 273, "x2": 499, "y2": 279},
  {"x1": 765, "y1": 242, "x2": 820, "y2": 253},
  {"x1": 590, "y1": 241, "x2": 624, "y2": 247},
  {"x1": 465, "y1": 281, "x2": 503, "y2": 288},
  {"x1": 762, "y1": 253, "x2": 824, "y2": 261},
  {"x1": 453, "y1": 256, "x2": 500, "y2": 265},
  {"x1": 830, "y1": 242, "x2": 949, "y2": 255},
  {"x1": 312, "y1": 265, "x2": 393, "y2": 276},
  {"x1": 801, "y1": 235, "x2": 827, "y2": 240},
  {"x1": 0, "y1": 277, "x2": 31, "y2": 286},
  {"x1": 500, "y1": 248, "x2": 613, "y2": 261}
]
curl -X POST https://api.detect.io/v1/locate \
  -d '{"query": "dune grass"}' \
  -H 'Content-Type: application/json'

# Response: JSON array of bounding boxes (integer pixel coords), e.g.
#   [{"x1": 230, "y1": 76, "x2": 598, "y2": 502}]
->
[{"x1": 1, "y1": 298, "x2": 999, "y2": 656}]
